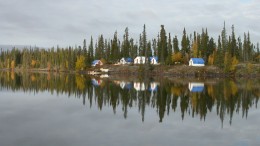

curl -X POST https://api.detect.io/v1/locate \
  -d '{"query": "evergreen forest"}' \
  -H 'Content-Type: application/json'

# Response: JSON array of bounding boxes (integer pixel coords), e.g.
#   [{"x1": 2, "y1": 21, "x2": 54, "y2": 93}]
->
[{"x1": 0, "y1": 24, "x2": 259, "y2": 73}]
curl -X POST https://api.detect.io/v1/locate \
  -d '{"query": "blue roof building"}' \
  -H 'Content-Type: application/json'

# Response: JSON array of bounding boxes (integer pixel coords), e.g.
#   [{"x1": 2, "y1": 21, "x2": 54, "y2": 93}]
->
[
  {"x1": 189, "y1": 58, "x2": 205, "y2": 66},
  {"x1": 120, "y1": 57, "x2": 133, "y2": 64},
  {"x1": 92, "y1": 60, "x2": 103, "y2": 66}
]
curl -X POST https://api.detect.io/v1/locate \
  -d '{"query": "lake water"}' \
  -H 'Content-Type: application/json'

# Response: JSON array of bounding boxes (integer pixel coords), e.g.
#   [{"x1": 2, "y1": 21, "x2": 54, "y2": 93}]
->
[{"x1": 0, "y1": 72, "x2": 259, "y2": 146}]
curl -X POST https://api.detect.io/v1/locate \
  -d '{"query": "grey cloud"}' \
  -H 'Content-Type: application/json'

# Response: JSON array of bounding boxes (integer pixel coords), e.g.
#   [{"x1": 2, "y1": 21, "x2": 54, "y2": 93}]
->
[{"x1": 0, "y1": 0, "x2": 259, "y2": 47}]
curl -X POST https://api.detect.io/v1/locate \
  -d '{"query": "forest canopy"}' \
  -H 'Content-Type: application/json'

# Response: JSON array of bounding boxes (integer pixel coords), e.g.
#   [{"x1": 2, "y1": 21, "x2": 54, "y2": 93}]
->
[{"x1": 0, "y1": 23, "x2": 259, "y2": 72}]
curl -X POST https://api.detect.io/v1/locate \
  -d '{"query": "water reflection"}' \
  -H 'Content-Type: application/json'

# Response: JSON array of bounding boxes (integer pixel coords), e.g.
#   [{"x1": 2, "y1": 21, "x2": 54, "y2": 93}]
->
[
  {"x1": 189, "y1": 82, "x2": 204, "y2": 92},
  {"x1": 0, "y1": 71, "x2": 259, "y2": 125}
]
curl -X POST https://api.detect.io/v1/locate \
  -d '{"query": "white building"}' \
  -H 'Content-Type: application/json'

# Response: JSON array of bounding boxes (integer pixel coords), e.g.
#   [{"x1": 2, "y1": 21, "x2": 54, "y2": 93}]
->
[
  {"x1": 134, "y1": 56, "x2": 147, "y2": 64},
  {"x1": 120, "y1": 57, "x2": 133, "y2": 65},
  {"x1": 91, "y1": 60, "x2": 103, "y2": 67}
]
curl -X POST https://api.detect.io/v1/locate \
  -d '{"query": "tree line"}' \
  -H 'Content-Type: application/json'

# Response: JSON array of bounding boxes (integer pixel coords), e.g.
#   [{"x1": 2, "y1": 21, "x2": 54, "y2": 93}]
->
[{"x1": 0, "y1": 23, "x2": 259, "y2": 72}]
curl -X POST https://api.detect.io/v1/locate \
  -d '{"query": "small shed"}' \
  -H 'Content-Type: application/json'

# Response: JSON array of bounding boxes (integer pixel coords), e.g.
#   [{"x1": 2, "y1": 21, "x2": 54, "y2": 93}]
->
[
  {"x1": 91, "y1": 60, "x2": 103, "y2": 67},
  {"x1": 149, "y1": 56, "x2": 159, "y2": 65},
  {"x1": 120, "y1": 57, "x2": 133, "y2": 65},
  {"x1": 134, "y1": 56, "x2": 147, "y2": 64},
  {"x1": 189, "y1": 58, "x2": 205, "y2": 66}
]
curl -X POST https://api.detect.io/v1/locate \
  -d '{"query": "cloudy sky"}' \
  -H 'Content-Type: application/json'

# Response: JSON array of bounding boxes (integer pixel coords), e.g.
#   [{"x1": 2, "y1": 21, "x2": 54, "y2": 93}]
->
[{"x1": 0, "y1": 0, "x2": 259, "y2": 48}]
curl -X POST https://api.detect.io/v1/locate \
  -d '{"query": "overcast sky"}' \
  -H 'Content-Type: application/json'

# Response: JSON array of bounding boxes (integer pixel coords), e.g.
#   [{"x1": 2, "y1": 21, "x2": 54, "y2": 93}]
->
[{"x1": 0, "y1": 0, "x2": 259, "y2": 48}]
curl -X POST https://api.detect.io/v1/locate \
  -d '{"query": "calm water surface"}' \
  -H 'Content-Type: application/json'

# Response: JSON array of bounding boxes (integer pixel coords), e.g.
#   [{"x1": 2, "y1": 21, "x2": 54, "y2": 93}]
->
[{"x1": 0, "y1": 72, "x2": 259, "y2": 146}]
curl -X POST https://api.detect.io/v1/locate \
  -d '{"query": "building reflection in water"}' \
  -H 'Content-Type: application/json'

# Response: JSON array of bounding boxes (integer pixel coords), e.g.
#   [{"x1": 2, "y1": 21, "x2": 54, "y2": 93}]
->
[
  {"x1": 188, "y1": 82, "x2": 204, "y2": 92},
  {"x1": 120, "y1": 81, "x2": 132, "y2": 90},
  {"x1": 116, "y1": 80, "x2": 159, "y2": 92},
  {"x1": 134, "y1": 82, "x2": 146, "y2": 91},
  {"x1": 0, "y1": 72, "x2": 259, "y2": 125},
  {"x1": 91, "y1": 78, "x2": 103, "y2": 86}
]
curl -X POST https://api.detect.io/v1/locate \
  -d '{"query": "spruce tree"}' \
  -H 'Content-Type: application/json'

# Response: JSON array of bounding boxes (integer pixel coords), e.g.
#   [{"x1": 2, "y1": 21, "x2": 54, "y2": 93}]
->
[
  {"x1": 111, "y1": 31, "x2": 119, "y2": 62},
  {"x1": 83, "y1": 39, "x2": 88, "y2": 67},
  {"x1": 159, "y1": 25, "x2": 167, "y2": 64},
  {"x1": 173, "y1": 35, "x2": 179, "y2": 53},
  {"x1": 96, "y1": 35, "x2": 104, "y2": 59},
  {"x1": 201, "y1": 28, "x2": 209, "y2": 59},
  {"x1": 152, "y1": 39, "x2": 157, "y2": 56},
  {"x1": 88, "y1": 36, "x2": 94, "y2": 61},
  {"x1": 121, "y1": 27, "x2": 130, "y2": 58},
  {"x1": 181, "y1": 28, "x2": 190, "y2": 63},
  {"x1": 142, "y1": 24, "x2": 148, "y2": 64},
  {"x1": 166, "y1": 33, "x2": 173, "y2": 64},
  {"x1": 129, "y1": 38, "x2": 137, "y2": 58},
  {"x1": 221, "y1": 22, "x2": 228, "y2": 53},
  {"x1": 230, "y1": 25, "x2": 238, "y2": 58},
  {"x1": 207, "y1": 37, "x2": 215, "y2": 62},
  {"x1": 181, "y1": 28, "x2": 191, "y2": 59},
  {"x1": 238, "y1": 37, "x2": 243, "y2": 61},
  {"x1": 215, "y1": 35, "x2": 224, "y2": 68}
]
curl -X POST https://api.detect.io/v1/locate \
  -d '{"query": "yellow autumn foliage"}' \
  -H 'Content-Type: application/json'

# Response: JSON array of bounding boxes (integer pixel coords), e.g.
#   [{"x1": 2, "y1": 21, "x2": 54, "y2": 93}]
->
[
  {"x1": 11, "y1": 60, "x2": 16, "y2": 70},
  {"x1": 207, "y1": 85, "x2": 214, "y2": 99},
  {"x1": 75, "y1": 55, "x2": 86, "y2": 71},
  {"x1": 76, "y1": 75, "x2": 85, "y2": 91},
  {"x1": 246, "y1": 63, "x2": 253, "y2": 73},
  {"x1": 172, "y1": 52, "x2": 182, "y2": 63},
  {"x1": 47, "y1": 72, "x2": 51, "y2": 81},
  {"x1": 191, "y1": 94, "x2": 198, "y2": 110},
  {"x1": 171, "y1": 86, "x2": 182, "y2": 96},
  {"x1": 230, "y1": 56, "x2": 239, "y2": 71},
  {"x1": 192, "y1": 41, "x2": 198, "y2": 58},
  {"x1": 31, "y1": 60, "x2": 37, "y2": 68},
  {"x1": 11, "y1": 72, "x2": 15, "y2": 81},
  {"x1": 230, "y1": 81, "x2": 238, "y2": 96},
  {"x1": 31, "y1": 75, "x2": 36, "y2": 82}
]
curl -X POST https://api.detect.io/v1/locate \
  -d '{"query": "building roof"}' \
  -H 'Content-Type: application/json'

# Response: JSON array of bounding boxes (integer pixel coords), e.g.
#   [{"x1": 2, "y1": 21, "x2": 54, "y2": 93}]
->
[
  {"x1": 92, "y1": 60, "x2": 100, "y2": 65},
  {"x1": 149, "y1": 86, "x2": 158, "y2": 92},
  {"x1": 190, "y1": 86, "x2": 204, "y2": 92},
  {"x1": 124, "y1": 83, "x2": 132, "y2": 90},
  {"x1": 190, "y1": 58, "x2": 205, "y2": 64},
  {"x1": 122, "y1": 57, "x2": 133, "y2": 62},
  {"x1": 149, "y1": 56, "x2": 158, "y2": 61},
  {"x1": 126, "y1": 57, "x2": 133, "y2": 62}
]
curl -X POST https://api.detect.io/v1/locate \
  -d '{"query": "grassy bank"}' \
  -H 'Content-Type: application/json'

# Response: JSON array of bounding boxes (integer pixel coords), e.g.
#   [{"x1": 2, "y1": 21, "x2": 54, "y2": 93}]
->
[{"x1": 1, "y1": 63, "x2": 259, "y2": 78}]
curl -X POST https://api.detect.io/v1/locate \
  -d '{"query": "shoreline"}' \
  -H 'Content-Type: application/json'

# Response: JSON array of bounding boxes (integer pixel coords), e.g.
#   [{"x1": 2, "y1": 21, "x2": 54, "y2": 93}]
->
[{"x1": 1, "y1": 64, "x2": 259, "y2": 78}]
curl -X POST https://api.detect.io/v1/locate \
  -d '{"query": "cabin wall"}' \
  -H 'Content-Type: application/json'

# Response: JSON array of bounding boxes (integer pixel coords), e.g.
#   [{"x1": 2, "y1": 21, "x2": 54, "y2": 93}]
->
[{"x1": 189, "y1": 60, "x2": 204, "y2": 66}]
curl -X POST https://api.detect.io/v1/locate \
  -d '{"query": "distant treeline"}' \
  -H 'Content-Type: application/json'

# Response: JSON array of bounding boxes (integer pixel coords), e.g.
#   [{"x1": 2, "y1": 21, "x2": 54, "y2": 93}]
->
[{"x1": 0, "y1": 24, "x2": 259, "y2": 72}]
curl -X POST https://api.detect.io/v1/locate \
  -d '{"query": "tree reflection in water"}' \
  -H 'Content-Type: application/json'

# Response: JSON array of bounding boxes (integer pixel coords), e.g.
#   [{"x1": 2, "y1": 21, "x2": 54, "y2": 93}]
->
[{"x1": 0, "y1": 71, "x2": 259, "y2": 125}]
